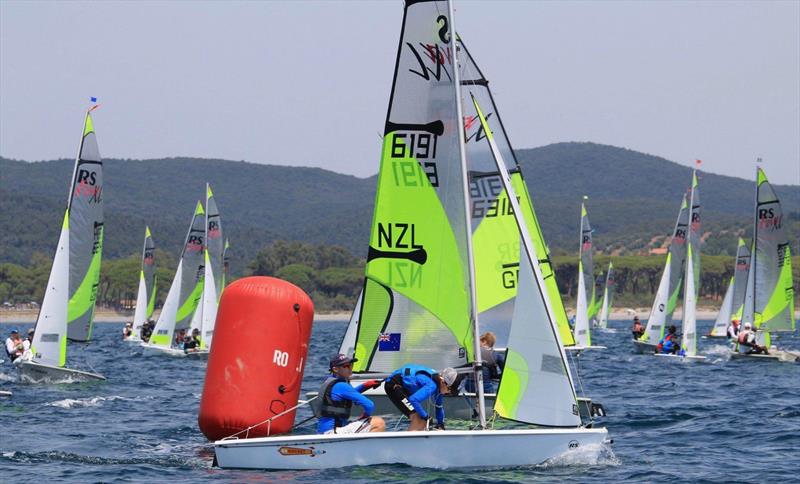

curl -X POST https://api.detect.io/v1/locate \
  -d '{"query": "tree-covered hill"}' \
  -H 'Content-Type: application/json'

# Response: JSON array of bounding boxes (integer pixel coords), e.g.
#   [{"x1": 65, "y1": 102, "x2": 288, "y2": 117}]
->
[{"x1": 2, "y1": 142, "x2": 798, "y2": 276}]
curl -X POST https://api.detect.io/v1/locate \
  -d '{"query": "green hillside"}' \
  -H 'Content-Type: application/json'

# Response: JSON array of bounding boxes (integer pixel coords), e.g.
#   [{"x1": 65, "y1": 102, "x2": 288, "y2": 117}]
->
[{"x1": 2, "y1": 142, "x2": 798, "y2": 277}]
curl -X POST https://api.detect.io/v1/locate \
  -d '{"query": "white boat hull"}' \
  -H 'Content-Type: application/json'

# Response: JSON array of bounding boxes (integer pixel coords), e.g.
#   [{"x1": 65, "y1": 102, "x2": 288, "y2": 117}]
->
[
  {"x1": 653, "y1": 353, "x2": 707, "y2": 361},
  {"x1": 214, "y1": 427, "x2": 609, "y2": 470},
  {"x1": 566, "y1": 345, "x2": 607, "y2": 352},
  {"x1": 730, "y1": 350, "x2": 799, "y2": 362},
  {"x1": 123, "y1": 336, "x2": 143, "y2": 343},
  {"x1": 632, "y1": 339, "x2": 656, "y2": 354},
  {"x1": 140, "y1": 343, "x2": 208, "y2": 359},
  {"x1": 16, "y1": 360, "x2": 105, "y2": 383},
  {"x1": 0, "y1": 390, "x2": 12, "y2": 397}
]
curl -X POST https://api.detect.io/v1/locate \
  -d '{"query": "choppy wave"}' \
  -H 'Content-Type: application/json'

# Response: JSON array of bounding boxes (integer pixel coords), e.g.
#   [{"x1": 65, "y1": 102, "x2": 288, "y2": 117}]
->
[{"x1": 44, "y1": 395, "x2": 147, "y2": 408}]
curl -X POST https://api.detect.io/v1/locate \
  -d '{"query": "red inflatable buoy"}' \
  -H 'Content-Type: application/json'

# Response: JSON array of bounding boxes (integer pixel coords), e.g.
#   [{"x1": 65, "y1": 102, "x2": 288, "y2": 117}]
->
[{"x1": 198, "y1": 276, "x2": 314, "y2": 441}]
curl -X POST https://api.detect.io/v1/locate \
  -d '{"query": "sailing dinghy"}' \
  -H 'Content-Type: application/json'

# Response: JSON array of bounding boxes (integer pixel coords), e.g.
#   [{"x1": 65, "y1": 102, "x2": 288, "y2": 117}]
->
[
  {"x1": 569, "y1": 199, "x2": 605, "y2": 351},
  {"x1": 731, "y1": 167, "x2": 797, "y2": 362},
  {"x1": 654, "y1": 171, "x2": 706, "y2": 361},
  {"x1": 307, "y1": 32, "x2": 605, "y2": 421},
  {"x1": 596, "y1": 262, "x2": 614, "y2": 330},
  {"x1": 186, "y1": 183, "x2": 225, "y2": 357},
  {"x1": 16, "y1": 106, "x2": 106, "y2": 383},
  {"x1": 214, "y1": 1, "x2": 609, "y2": 470},
  {"x1": 126, "y1": 227, "x2": 156, "y2": 343},
  {"x1": 706, "y1": 238, "x2": 749, "y2": 338},
  {"x1": 141, "y1": 201, "x2": 205, "y2": 358},
  {"x1": 633, "y1": 194, "x2": 689, "y2": 354}
]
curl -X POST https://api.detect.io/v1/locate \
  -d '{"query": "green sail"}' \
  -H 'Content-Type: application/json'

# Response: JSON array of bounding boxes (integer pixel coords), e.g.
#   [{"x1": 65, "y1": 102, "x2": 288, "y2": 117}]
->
[{"x1": 353, "y1": 0, "x2": 473, "y2": 372}]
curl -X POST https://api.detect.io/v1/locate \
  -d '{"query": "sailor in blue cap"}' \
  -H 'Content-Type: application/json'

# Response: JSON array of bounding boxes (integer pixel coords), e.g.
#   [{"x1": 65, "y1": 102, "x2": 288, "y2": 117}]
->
[{"x1": 316, "y1": 354, "x2": 386, "y2": 434}]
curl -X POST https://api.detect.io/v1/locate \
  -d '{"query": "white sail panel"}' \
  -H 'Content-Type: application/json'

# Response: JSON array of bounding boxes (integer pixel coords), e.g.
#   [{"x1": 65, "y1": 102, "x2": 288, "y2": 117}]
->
[
  {"x1": 132, "y1": 226, "x2": 155, "y2": 339},
  {"x1": 681, "y1": 244, "x2": 698, "y2": 356},
  {"x1": 149, "y1": 260, "x2": 184, "y2": 347},
  {"x1": 710, "y1": 277, "x2": 733, "y2": 337},
  {"x1": 731, "y1": 238, "x2": 750, "y2": 321},
  {"x1": 598, "y1": 263, "x2": 614, "y2": 328},
  {"x1": 205, "y1": 184, "x2": 224, "y2": 300},
  {"x1": 199, "y1": 250, "x2": 219, "y2": 349},
  {"x1": 338, "y1": 291, "x2": 362, "y2": 356},
  {"x1": 574, "y1": 270, "x2": 591, "y2": 347},
  {"x1": 31, "y1": 212, "x2": 70, "y2": 367}
]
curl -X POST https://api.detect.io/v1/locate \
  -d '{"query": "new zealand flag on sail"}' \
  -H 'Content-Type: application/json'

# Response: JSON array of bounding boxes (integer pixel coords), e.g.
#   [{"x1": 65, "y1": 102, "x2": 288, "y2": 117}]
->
[{"x1": 378, "y1": 333, "x2": 401, "y2": 351}]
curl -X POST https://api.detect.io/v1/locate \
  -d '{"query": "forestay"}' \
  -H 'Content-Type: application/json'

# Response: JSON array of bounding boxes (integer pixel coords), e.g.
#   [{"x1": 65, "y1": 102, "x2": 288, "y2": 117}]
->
[
  {"x1": 66, "y1": 111, "x2": 104, "y2": 342},
  {"x1": 471, "y1": 96, "x2": 580, "y2": 426},
  {"x1": 641, "y1": 195, "x2": 689, "y2": 345},
  {"x1": 149, "y1": 202, "x2": 205, "y2": 347},
  {"x1": 352, "y1": 0, "x2": 475, "y2": 373},
  {"x1": 459, "y1": 35, "x2": 575, "y2": 347},
  {"x1": 131, "y1": 227, "x2": 156, "y2": 339}
]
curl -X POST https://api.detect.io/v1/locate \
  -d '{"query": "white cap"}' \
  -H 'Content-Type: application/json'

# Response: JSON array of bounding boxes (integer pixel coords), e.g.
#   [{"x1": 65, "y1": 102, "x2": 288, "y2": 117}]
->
[
  {"x1": 744, "y1": 322, "x2": 752, "y2": 330},
  {"x1": 440, "y1": 367, "x2": 458, "y2": 386}
]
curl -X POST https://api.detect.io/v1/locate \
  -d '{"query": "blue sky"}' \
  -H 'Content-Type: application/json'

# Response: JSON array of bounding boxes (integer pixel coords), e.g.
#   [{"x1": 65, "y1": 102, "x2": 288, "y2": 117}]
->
[{"x1": 1, "y1": 1, "x2": 798, "y2": 183}]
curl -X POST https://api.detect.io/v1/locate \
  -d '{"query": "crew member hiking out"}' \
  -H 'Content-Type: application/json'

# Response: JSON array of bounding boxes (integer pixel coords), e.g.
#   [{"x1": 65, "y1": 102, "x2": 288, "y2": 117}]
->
[
  {"x1": 631, "y1": 317, "x2": 645, "y2": 339},
  {"x1": 736, "y1": 322, "x2": 768, "y2": 355},
  {"x1": 316, "y1": 354, "x2": 385, "y2": 435},
  {"x1": 384, "y1": 364, "x2": 458, "y2": 431},
  {"x1": 656, "y1": 325, "x2": 680, "y2": 354}
]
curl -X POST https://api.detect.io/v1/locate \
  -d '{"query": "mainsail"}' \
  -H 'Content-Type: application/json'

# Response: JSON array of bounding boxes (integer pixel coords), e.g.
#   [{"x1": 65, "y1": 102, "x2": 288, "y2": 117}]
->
[
  {"x1": 149, "y1": 202, "x2": 206, "y2": 347},
  {"x1": 680, "y1": 171, "x2": 701, "y2": 356},
  {"x1": 710, "y1": 276, "x2": 734, "y2": 337},
  {"x1": 66, "y1": 110, "x2": 104, "y2": 342},
  {"x1": 199, "y1": 184, "x2": 224, "y2": 349},
  {"x1": 597, "y1": 262, "x2": 614, "y2": 329},
  {"x1": 31, "y1": 109, "x2": 102, "y2": 365},
  {"x1": 131, "y1": 226, "x2": 156, "y2": 339},
  {"x1": 352, "y1": 0, "x2": 475, "y2": 373},
  {"x1": 459, "y1": 35, "x2": 575, "y2": 347},
  {"x1": 472, "y1": 96, "x2": 580, "y2": 426},
  {"x1": 574, "y1": 201, "x2": 594, "y2": 347},
  {"x1": 742, "y1": 167, "x2": 795, "y2": 346},
  {"x1": 641, "y1": 195, "x2": 689, "y2": 344}
]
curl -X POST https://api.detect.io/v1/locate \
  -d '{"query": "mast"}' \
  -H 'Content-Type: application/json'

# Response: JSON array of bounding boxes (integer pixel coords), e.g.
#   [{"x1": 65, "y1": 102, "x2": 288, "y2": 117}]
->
[{"x1": 449, "y1": 0, "x2": 486, "y2": 430}]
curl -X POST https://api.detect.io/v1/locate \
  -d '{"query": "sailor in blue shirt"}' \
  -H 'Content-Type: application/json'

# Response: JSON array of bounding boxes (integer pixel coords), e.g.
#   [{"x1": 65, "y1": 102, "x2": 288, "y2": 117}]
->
[
  {"x1": 317, "y1": 354, "x2": 385, "y2": 434},
  {"x1": 384, "y1": 364, "x2": 458, "y2": 431}
]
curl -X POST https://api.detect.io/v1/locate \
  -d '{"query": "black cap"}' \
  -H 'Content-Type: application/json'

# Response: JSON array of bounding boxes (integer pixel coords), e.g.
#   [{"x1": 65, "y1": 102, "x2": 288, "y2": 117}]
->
[{"x1": 329, "y1": 354, "x2": 357, "y2": 369}]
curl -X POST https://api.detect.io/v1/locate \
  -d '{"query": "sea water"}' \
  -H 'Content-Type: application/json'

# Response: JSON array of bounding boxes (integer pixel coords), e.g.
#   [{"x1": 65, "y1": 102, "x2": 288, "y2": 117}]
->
[{"x1": 0, "y1": 320, "x2": 798, "y2": 482}]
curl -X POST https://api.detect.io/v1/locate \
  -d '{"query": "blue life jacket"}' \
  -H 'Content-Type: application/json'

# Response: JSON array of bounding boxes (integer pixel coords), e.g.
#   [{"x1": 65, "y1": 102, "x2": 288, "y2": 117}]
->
[{"x1": 389, "y1": 364, "x2": 437, "y2": 391}]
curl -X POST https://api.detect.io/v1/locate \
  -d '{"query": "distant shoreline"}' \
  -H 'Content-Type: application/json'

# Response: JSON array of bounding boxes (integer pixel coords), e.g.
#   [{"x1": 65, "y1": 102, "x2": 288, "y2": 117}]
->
[{"x1": 4, "y1": 307, "x2": 795, "y2": 324}]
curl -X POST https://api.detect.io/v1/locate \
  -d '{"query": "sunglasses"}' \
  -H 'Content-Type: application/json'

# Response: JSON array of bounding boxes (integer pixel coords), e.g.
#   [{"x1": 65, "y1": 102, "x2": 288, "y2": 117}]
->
[{"x1": 336, "y1": 363, "x2": 352, "y2": 369}]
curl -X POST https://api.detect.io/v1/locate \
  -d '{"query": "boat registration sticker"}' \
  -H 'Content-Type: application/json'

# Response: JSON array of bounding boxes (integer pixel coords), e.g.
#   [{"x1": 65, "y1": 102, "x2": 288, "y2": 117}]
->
[{"x1": 278, "y1": 446, "x2": 325, "y2": 457}]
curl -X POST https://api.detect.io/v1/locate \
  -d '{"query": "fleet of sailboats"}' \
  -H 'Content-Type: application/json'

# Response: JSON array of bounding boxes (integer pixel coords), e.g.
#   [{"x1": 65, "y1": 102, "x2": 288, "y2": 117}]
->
[{"x1": 3, "y1": 0, "x2": 797, "y2": 475}]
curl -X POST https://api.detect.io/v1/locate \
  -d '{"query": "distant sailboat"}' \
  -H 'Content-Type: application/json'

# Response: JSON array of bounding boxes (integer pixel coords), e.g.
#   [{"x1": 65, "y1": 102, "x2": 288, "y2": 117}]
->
[
  {"x1": 17, "y1": 106, "x2": 106, "y2": 383},
  {"x1": 656, "y1": 171, "x2": 706, "y2": 360},
  {"x1": 733, "y1": 167, "x2": 797, "y2": 361},
  {"x1": 596, "y1": 262, "x2": 614, "y2": 329},
  {"x1": 188, "y1": 183, "x2": 224, "y2": 354},
  {"x1": 633, "y1": 193, "x2": 689, "y2": 353},
  {"x1": 127, "y1": 227, "x2": 156, "y2": 342},
  {"x1": 708, "y1": 238, "x2": 749, "y2": 338},
  {"x1": 142, "y1": 201, "x2": 205, "y2": 357},
  {"x1": 571, "y1": 199, "x2": 605, "y2": 350}
]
